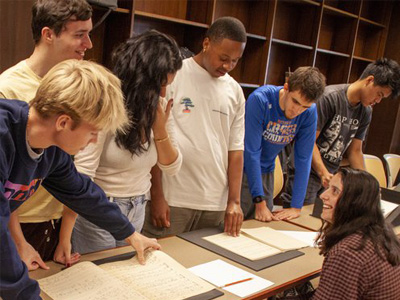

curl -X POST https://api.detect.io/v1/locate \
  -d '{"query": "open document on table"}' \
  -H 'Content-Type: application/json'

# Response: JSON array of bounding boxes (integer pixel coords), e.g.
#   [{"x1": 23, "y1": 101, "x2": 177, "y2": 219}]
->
[
  {"x1": 202, "y1": 227, "x2": 309, "y2": 261},
  {"x1": 39, "y1": 250, "x2": 218, "y2": 300}
]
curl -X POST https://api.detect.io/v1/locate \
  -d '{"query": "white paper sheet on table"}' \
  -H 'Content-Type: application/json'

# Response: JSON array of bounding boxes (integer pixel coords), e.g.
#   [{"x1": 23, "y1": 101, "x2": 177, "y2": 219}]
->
[
  {"x1": 277, "y1": 231, "x2": 319, "y2": 248},
  {"x1": 380, "y1": 199, "x2": 399, "y2": 218},
  {"x1": 189, "y1": 259, "x2": 274, "y2": 298}
]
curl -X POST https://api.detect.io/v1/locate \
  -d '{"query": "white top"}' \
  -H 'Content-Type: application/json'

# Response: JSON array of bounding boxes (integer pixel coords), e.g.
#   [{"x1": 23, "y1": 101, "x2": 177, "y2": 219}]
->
[
  {"x1": 163, "y1": 58, "x2": 245, "y2": 211},
  {"x1": 74, "y1": 97, "x2": 182, "y2": 198}
]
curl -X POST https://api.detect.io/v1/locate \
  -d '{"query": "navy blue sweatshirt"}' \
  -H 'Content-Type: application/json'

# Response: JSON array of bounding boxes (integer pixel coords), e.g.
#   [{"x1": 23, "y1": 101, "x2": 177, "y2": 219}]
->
[{"x1": 0, "y1": 100, "x2": 135, "y2": 300}]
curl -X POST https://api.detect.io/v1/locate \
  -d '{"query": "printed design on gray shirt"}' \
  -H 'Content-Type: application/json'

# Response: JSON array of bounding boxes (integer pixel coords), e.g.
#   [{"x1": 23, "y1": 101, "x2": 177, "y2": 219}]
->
[
  {"x1": 319, "y1": 114, "x2": 360, "y2": 164},
  {"x1": 263, "y1": 119, "x2": 297, "y2": 145}
]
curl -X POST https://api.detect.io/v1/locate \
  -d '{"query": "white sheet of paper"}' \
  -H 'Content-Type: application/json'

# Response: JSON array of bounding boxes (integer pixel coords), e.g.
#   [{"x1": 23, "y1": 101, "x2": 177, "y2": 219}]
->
[
  {"x1": 380, "y1": 199, "x2": 399, "y2": 218},
  {"x1": 277, "y1": 230, "x2": 319, "y2": 248},
  {"x1": 203, "y1": 233, "x2": 281, "y2": 260},
  {"x1": 189, "y1": 259, "x2": 274, "y2": 298},
  {"x1": 241, "y1": 227, "x2": 309, "y2": 251}
]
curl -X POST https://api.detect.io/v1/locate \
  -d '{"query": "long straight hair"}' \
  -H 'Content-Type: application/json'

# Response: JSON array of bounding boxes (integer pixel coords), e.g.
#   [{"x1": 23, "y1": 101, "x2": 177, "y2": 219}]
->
[
  {"x1": 317, "y1": 168, "x2": 400, "y2": 266},
  {"x1": 112, "y1": 30, "x2": 182, "y2": 155}
]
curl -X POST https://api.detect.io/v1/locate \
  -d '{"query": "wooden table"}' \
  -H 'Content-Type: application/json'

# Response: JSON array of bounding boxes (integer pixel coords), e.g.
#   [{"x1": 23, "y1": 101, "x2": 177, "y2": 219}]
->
[
  {"x1": 284, "y1": 205, "x2": 322, "y2": 232},
  {"x1": 31, "y1": 220, "x2": 323, "y2": 300}
]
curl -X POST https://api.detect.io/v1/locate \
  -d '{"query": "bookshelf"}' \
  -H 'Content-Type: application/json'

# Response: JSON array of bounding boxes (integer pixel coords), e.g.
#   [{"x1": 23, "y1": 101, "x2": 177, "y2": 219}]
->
[
  {"x1": 0, "y1": 0, "x2": 397, "y2": 154},
  {"x1": 0, "y1": 0, "x2": 393, "y2": 87},
  {"x1": 364, "y1": 0, "x2": 400, "y2": 159}
]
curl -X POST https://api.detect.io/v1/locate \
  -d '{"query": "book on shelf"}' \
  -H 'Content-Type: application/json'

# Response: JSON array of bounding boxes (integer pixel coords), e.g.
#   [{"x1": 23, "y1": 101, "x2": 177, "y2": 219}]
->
[
  {"x1": 39, "y1": 250, "x2": 217, "y2": 300},
  {"x1": 202, "y1": 227, "x2": 309, "y2": 261}
]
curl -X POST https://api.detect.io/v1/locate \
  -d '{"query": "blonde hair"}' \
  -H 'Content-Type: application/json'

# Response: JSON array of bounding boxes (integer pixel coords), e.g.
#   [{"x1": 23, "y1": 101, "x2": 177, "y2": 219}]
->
[{"x1": 30, "y1": 59, "x2": 128, "y2": 133}]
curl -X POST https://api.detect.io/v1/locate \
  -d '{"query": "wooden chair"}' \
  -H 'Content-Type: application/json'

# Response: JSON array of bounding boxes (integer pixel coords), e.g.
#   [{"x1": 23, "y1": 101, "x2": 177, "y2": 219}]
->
[
  {"x1": 383, "y1": 154, "x2": 400, "y2": 188},
  {"x1": 273, "y1": 156, "x2": 284, "y2": 198},
  {"x1": 364, "y1": 154, "x2": 387, "y2": 188}
]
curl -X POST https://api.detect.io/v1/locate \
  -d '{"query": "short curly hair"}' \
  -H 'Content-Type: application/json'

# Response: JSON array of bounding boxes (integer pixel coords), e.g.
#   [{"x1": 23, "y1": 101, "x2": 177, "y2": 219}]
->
[{"x1": 206, "y1": 16, "x2": 247, "y2": 44}]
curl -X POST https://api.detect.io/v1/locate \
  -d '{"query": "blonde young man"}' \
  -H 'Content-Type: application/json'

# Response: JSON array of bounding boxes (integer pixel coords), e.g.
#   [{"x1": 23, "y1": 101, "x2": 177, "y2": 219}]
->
[
  {"x1": 0, "y1": 60, "x2": 160, "y2": 300},
  {"x1": 0, "y1": 0, "x2": 93, "y2": 269}
]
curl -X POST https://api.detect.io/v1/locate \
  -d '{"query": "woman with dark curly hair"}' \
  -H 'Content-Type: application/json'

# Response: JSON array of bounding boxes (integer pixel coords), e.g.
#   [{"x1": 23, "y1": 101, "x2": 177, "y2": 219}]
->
[{"x1": 70, "y1": 30, "x2": 183, "y2": 254}]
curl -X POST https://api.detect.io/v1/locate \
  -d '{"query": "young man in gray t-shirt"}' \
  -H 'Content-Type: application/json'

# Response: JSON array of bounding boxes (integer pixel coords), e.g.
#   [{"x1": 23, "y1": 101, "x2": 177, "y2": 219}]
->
[{"x1": 281, "y1": 58, "x2": 400, "y2": 208}]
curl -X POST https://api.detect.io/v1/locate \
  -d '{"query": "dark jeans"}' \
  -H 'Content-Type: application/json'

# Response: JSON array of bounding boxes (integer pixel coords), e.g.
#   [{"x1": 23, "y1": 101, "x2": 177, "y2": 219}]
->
[{"x1": 21, "y1": 218, "x2": 62, "y2": 261}]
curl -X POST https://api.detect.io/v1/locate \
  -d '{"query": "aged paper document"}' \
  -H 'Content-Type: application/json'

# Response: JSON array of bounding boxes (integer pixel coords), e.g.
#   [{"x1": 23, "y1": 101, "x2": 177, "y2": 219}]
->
[
  {"x1": 241, "y1": 227, "x2": 309, "y2": 251},
  {"x1": 203, "y1": 233, "x2": 281, "y2": 260},
  {"x1": 39, "y1": 250, "x2": 214, "y2": 300}
]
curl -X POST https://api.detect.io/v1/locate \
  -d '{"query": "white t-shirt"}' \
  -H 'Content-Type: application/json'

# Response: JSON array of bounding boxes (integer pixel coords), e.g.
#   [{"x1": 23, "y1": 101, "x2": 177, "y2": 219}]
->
[
  {"x1": 163, "y1": 58, "x2": 245, "y2": 211},
  {"x1": 74, "y1": 97, "x2": 182, "y2": 198}
]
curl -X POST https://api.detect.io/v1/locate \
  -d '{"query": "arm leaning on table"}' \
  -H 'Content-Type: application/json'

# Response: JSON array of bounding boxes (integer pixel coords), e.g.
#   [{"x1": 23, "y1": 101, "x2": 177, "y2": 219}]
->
[
  {"x1": 8, "y1": 210, "x2": 49, "y2": 271},
  {"x1": 1, "y1": 190, "x2": 42, "y2": 300},
  {"x1": 274, "y1": 106, "x2": 317, "y2": 221},
  {"x1": 42, "y1": 151, "x2": 160, "y2": 265},
  {"x1": 244, "y1": 92, "x2": 278, "y2": 222},
  {"x1": 225, "y1": 84, "x2": 246, "y2": 236},
  {"x1": 225, "y1": 150, "x2": 244, "y2": 237},
  {"x1": 53, "y1": 206, "x2": 80, "y2": 267}
]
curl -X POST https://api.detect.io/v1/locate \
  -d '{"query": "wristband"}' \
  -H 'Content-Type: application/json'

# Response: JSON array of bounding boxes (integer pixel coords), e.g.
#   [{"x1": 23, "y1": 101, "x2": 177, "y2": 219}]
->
[{"x1": 252, "y1": 196, "x2": 264, "y2": 204}]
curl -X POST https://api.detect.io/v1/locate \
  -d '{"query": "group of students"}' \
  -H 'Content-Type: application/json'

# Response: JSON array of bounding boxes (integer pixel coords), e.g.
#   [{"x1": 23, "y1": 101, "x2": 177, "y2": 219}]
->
[{"x1": 0, "y1": 0, "x2": 399, "y2": 299}]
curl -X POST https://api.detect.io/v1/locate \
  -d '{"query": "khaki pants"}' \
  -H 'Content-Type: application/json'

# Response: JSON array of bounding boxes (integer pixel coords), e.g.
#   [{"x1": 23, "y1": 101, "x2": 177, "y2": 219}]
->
[{"x1": 142, "y1": 203, "x2": 225, "y2": 238}]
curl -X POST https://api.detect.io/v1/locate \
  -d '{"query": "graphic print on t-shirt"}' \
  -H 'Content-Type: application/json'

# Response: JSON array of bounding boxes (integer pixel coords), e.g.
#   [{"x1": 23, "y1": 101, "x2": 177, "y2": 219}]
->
[
  {"x1": 318, "y1": 114, "x2": 359, "y2": 164},
  {"x1": 4, "y1": 178, "x2": 42, "y2": 202},
  {"x1": 263, "y1": 119, "x2": 297, "y2": 145},
  {"x1": 180, "y1": 97, "x2": 194, "y2": 113}
]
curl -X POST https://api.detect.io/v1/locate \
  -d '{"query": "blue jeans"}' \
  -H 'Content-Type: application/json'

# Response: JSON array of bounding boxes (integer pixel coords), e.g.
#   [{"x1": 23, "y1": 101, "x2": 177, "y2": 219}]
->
[{"x1": 72, "y1": 195, "x2": 148, "y2": 254}]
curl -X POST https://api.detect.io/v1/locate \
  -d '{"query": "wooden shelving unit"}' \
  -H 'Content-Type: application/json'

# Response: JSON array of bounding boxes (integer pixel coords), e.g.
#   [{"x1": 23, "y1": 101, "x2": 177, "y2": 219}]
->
[
  {"x1": 1, "y1": 0, "x2": 393, "y2": 89},
  {"x1": 0, "y1": 0, "x2": 396, "y2": 154}
]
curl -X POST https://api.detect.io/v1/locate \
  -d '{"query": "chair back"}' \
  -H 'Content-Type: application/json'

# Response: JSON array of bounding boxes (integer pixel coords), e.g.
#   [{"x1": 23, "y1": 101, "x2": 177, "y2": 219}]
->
[
  {"x1": 273, "y1": 156, "x2": 284, "y2": 198},
  {"x1": 364, "y1": 154, "x2": 387, "y2": 188},
  {"x1": 383, "y1": 154, "x2": 400, "y2": 188}
]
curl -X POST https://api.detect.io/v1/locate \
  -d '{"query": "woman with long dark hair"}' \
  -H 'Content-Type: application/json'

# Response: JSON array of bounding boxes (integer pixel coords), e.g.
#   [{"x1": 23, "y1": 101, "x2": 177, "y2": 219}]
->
[
  {"x1": 284, "y1": 167, "x2": 400, "y2": 299},
  {"x1": 280, "y1": 168, "x2": 400, "y2": 299},
  {"x1": 70, "y1": 30, "x2": 183, "y2": 254}
]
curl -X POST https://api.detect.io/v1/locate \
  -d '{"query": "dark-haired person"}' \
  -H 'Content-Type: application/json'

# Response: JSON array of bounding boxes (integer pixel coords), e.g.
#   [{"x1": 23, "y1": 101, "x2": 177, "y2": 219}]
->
[
  {"x1": 282, "y1": 58, "x2": 400, "y2": 210},
  {"x1": 142, "y1": 16, "x2": 247, "y2": 238},
  {"x1": 70, "y1": 30, "x2": 183, "y2": 254},
  {"x1": 0, "y1": 0, "x2": 93, "y2": 270},
  {"x1": 241, "y1": 67, "x2": 326, "y2": 222},
  {"x1": 315, "y1": 168, "x2": 400, "y2": 299}
]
